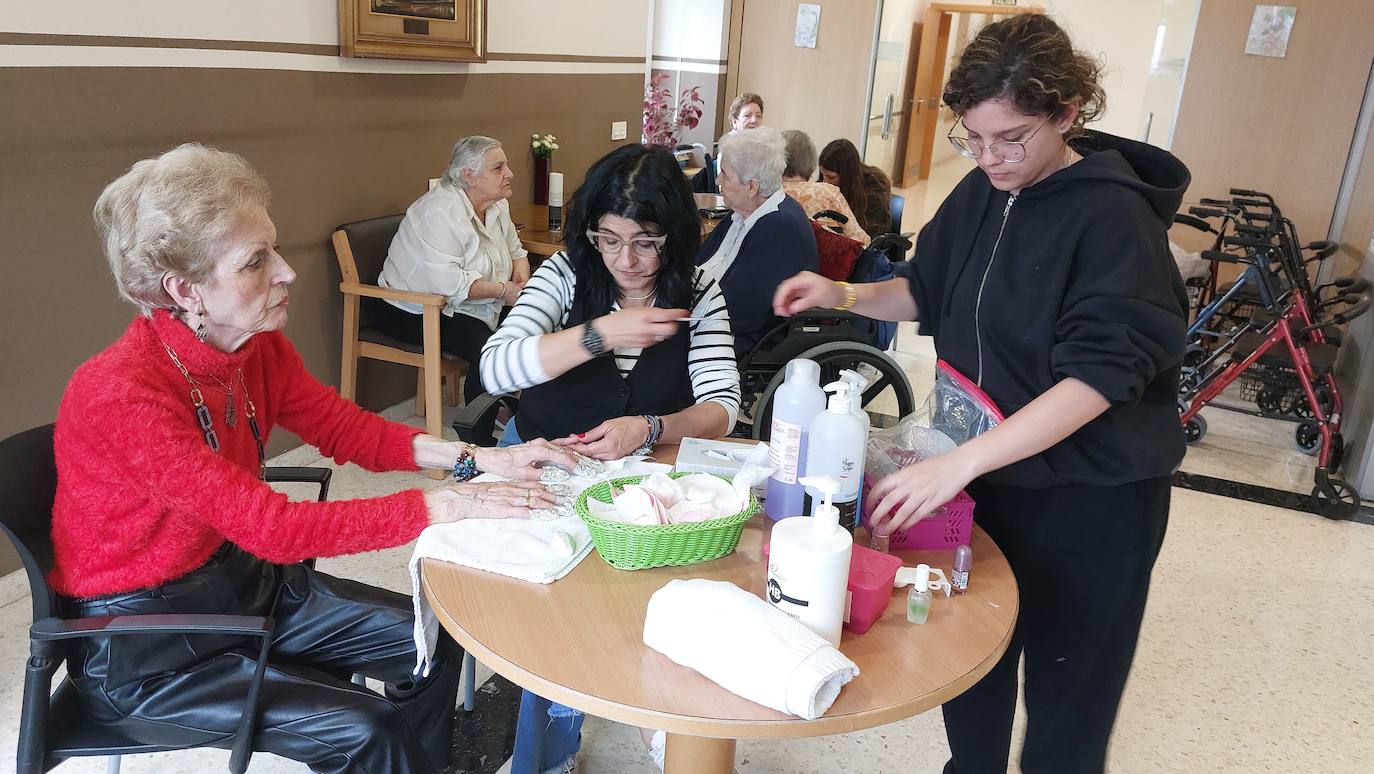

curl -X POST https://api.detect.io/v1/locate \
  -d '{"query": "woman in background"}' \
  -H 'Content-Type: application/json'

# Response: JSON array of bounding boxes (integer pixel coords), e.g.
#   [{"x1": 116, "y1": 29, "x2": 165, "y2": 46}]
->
[
  {"x1": 819, "y1": 137, "x2": 895, "y2": 238},
  {"x1": 377, "y1": 135, "x2": 529, "y2": 402}
]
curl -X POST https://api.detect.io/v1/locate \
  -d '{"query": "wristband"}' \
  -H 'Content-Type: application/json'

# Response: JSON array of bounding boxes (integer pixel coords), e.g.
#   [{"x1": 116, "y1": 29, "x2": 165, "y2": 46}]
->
[
  {"x1": 833, "y1": 282, "x2": 857, "y2": 311},
  {"x1": 452, "y1": 443, "x2": 479, "y2": 482}
]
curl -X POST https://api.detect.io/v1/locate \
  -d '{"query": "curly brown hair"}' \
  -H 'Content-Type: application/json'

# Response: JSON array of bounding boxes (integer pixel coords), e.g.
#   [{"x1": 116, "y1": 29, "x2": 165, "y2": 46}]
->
[{"x1": 942, "y1": 15, "x2": 1105, "y2": 137}]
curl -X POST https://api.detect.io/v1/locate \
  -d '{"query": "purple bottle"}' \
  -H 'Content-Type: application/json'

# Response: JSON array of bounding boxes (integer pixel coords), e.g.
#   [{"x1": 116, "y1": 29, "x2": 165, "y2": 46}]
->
[{"x1": 765, "y1": 359, "x2": 826, "y2": 519}]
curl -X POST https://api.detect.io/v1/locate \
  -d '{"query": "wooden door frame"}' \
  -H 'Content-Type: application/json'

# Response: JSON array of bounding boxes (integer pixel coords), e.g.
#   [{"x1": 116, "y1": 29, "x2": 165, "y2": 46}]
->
[{"x1": 899, "y1": 3, "x2": 1043, "y2": 185}]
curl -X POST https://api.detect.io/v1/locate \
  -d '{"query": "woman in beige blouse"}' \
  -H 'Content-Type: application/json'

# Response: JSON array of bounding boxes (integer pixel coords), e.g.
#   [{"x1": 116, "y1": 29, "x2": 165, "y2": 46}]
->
[{"x1": 779, "y1": 129, "x2": 870, "y2": 245}]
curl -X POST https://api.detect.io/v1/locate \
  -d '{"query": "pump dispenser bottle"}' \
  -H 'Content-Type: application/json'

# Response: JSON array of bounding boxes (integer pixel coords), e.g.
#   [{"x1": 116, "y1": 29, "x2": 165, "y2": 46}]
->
[
  {"x1": 765, "y1": 359, "x2": 826, "y2": 519},
  {"x1": 803, "y1": 380, "x2": 868, "y2": 530},
  {"x1": 766, "y1": 475, "x2": 853, "y2": 646}
]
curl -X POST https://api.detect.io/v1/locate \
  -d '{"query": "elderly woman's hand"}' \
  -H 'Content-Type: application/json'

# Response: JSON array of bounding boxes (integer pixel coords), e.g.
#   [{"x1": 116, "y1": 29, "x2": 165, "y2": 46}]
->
[
  {"x1": 423, "y1": 481, "x2": 556, "y2": 524},
  {"x1": 773, "y1": 271, "x2": 844, "y2": 317},
  {"x1": 511, "y1": 257, "x2": 532, "y2": 286},
  {"x1": 473, "y1": 439, "x2": 578, "y2": 481},
  {"x1": 552, "y1": 416, "x2": 651, "y2": 460}
]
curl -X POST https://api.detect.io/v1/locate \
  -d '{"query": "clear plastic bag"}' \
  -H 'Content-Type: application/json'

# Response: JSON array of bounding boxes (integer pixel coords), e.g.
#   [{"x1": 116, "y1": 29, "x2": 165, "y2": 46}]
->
[{"x1": 924, "y1": 359, "x2": 1005, "y2": 446}]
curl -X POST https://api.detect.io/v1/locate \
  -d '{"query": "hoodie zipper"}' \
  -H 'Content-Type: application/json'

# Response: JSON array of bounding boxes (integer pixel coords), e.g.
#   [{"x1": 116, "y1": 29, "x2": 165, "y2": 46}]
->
[{"x1": 974, "y1": 194, "x2": 1016, "y2": 386}]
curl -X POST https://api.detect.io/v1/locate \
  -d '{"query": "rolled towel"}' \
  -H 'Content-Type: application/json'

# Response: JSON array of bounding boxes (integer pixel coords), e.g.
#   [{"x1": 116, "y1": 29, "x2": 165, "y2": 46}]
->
[{"x1": 642, "y1": 578, "x2": 859, "y2": 720}]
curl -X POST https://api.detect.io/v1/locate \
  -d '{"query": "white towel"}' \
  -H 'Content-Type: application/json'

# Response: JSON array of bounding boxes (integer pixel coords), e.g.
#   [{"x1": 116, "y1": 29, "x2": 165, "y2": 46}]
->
[
  {"x1": 408, "y1": 458, "x2": 671, "y2": 676},
  {"x1": 642, "y1": 578, "x2": 859, "y2": 720},
  {"x1": 409, "y1": 515, "x2": 593, "y2": 676}
]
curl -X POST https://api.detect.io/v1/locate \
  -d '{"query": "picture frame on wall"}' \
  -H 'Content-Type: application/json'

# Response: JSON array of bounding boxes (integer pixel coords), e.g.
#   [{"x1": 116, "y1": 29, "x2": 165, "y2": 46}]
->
[{"x1": 340, "y1": 1, "x2": 486, "y2": 63}]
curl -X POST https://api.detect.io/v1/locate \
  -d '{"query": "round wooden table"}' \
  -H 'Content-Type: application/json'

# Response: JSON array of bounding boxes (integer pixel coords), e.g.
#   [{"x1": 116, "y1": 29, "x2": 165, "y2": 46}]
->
[{"x1": 421, "y1": 449, "x2": 1018, "y2": 774}]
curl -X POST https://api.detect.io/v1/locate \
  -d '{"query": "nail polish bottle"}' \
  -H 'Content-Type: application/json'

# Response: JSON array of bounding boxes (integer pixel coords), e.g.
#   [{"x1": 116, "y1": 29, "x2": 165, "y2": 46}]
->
[
  {"x1": 952, "y1": 543, "x2": 972, "y2": 595},
  {"x1": 906, "y1": 564, "x2": 932, "y2": 624}
]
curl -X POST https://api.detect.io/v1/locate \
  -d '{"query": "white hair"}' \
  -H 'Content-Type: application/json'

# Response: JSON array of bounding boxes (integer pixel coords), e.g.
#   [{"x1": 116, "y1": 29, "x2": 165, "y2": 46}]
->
[
  {"x1": 93, "y1": 143, "x2": 271, "y2": 316},
  {"x1": 718, "y1": 127, "x2": 786, "y2": 197},
  {"x1": 442, "y1": 135, "x2": 502, "y2": 190}
]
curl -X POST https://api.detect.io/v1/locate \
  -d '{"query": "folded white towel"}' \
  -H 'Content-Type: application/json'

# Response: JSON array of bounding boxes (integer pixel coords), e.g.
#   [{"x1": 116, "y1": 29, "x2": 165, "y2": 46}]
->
[
  {"x1": 409, "y1": 514, "x2": 593, "y2": 676},
  {"x1": 642, "y1": 578, "x2": 859, "y2": 720}
]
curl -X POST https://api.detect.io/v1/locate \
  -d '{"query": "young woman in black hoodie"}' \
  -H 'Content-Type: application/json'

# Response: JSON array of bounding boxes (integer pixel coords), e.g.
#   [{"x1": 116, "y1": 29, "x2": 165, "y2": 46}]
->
[{"x1": 775, "y1": 15, "x2": 1189, "y2": 774}]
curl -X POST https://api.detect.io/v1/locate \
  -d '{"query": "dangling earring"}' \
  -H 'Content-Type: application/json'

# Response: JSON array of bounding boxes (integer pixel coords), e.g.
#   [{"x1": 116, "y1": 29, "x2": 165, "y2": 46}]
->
[{"x1": 194, "y1": 310, "x2": 209, "y2": 341}]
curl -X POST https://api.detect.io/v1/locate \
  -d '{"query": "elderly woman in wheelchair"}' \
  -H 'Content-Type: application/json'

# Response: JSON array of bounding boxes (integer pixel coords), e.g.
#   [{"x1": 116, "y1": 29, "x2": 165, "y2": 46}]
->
[{"x1": 47, "y1": 143, "x2": 576, "y2": 774}]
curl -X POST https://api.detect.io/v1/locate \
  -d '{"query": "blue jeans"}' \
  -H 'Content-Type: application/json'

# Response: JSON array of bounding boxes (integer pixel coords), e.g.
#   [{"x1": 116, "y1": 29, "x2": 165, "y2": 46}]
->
[{"x1": 500, "y1": 419, "x2": 585, "y2": 774}]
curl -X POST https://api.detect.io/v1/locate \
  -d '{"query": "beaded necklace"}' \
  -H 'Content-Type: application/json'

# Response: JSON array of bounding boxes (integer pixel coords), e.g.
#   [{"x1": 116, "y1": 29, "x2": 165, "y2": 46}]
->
[{"x1": 161, "y1": 341, "x2": 266, "y2": 479}]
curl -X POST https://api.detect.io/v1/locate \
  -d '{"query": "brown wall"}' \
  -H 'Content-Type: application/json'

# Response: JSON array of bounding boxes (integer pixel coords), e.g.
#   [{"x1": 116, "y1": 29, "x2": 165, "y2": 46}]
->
[
  {"x1": 1171, "y1": 0, "x2": 1374, "y2": 245},
  {"x1": 730, "y1": 0, "x2": 880, "y2": 150},
  {"x1": 0, "y1": 66, "x2": 642, "y2": 574}
]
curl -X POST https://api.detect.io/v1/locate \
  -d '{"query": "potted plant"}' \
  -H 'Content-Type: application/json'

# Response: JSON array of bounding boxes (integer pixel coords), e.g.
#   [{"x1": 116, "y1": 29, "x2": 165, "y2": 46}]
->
[
  {"x1": 642, "y1": 72, "x2": 704, "y2": 152},
  {"x1": 531, "y1": 132, "x2": 558, "y2": 204}
]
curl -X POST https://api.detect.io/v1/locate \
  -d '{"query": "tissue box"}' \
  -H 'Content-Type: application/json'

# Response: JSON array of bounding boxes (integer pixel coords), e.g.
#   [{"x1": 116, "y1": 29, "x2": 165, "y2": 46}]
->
[
  {"x1": 675, "y1": 437, "x2": 749, "y2": 477},
  {"x1": 861, "y1": 486, "x2": 975, "y2": 550}
]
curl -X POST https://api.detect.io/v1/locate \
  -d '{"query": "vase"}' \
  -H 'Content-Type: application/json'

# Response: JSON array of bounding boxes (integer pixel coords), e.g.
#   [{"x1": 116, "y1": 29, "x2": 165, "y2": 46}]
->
[{"x1": 533, "y1": 156, "x2": 550, "y2": 205}]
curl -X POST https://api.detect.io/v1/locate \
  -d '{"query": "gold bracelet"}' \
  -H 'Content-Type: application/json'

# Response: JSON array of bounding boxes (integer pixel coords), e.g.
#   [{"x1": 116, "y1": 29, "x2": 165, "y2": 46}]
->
[{"x1": 833, "y1": 281, "x2": 858, "y2": 311}]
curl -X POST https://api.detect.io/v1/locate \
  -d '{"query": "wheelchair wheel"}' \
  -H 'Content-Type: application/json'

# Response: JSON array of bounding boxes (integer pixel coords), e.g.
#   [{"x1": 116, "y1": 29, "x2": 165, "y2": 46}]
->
[{"x1": 751, "y1": 341, "x2": 916, "y2": 442}]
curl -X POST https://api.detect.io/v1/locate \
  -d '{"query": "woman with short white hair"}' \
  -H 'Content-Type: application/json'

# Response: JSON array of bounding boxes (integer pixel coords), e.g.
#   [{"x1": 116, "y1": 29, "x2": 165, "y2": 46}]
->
[
  {"x1": 377, "y1": 134, "x2": 530, "y2": 401},
  {"x1": 53, "y1": 143, "x2": 573, "y2": 774},
  {"x1": 697, "y1": 127, "x2": 818, "y2": 353}
]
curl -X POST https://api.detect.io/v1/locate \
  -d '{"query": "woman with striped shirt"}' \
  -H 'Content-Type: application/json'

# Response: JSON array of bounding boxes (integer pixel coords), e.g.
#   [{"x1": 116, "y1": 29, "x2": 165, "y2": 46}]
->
[{"x1": 481, "y1": 143, "x2": 740, "y2": 462}]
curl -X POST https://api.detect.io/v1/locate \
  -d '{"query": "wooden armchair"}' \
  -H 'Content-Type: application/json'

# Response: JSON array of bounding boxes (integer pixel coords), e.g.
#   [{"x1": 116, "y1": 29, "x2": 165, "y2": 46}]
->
[{"x1": 331, "y1": 216, "x2": 465, "y2": 479}]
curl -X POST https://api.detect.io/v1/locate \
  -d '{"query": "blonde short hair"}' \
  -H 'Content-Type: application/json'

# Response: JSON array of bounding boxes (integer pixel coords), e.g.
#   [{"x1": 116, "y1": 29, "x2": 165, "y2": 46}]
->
[{"x1": 93, "y1": 143, "x2": 271, "y2": 315}]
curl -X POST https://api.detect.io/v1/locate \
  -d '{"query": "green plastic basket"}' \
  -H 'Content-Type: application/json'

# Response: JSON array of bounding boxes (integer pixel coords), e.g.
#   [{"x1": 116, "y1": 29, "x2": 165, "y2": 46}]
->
[{"x1": 574, "y1": 472, "x2": 759, "y2": 570}]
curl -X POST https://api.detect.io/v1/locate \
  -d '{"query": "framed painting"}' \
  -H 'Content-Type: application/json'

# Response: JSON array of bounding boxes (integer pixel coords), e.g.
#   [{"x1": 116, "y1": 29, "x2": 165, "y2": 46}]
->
[{"x1": 340, "y1": 0, "x2": 486, "y2": 63}]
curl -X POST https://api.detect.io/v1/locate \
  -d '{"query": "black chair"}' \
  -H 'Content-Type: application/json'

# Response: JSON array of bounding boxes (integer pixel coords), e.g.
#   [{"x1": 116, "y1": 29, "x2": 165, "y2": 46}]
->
[
  {"x1": 874, "y1": 193, "x2": 915, "y2": 263},
  {"x1": 2, "y1": 424, "x2": 331, "y2": 774}
]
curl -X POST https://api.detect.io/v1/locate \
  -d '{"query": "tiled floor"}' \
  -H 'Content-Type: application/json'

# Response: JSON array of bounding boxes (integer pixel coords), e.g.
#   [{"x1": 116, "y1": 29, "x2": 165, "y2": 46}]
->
[{"x1": 4, "y1": 161, "x2": 1371, "y2": 772}]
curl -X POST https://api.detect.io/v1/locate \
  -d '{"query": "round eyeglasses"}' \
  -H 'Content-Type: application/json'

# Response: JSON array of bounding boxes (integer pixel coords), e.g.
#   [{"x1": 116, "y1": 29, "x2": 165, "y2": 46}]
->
[
  {"x1": 585, "y1": 230, "x2": 667, "y2": 258},
  {"x1": 946, "y1": 119, "x2": 1047, "y2": 164}
]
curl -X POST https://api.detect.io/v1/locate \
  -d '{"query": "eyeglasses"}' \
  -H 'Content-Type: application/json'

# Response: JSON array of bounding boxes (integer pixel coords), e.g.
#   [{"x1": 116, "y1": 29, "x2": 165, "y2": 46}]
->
[
  {"x1": 947, "y1": 119, "x2": 1047, "y2": 163},
  {"x1": 585, "y1": 230, "x2": 667, "y2": 258}
]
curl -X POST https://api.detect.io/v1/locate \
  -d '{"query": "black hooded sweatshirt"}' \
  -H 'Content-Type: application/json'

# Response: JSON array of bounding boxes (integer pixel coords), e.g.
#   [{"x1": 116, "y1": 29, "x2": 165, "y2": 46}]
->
[{"x1": 907, "y1": 131, "x2": 1190, "y2": 489}]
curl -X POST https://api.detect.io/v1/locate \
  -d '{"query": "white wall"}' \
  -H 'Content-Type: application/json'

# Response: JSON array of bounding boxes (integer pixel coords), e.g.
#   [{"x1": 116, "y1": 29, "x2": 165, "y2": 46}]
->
[
  {"x1": 0, "y1": 0, "x2": 650, "y2": 58},
  {"x1": 1042, "y1": 0, "x2": 1166, "y2": 140},
  {"x1": 653, "y1": 0, "x2": 728, "y2": 61}
]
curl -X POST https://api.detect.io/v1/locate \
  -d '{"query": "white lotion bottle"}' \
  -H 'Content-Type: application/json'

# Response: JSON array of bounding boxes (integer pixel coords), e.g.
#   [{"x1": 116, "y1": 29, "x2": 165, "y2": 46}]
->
[
  {"x1": 765, "y1": 359, "x2": 826, "y2": 520},
  {"x1": 766, "y1": 475, "x2": 853, "y2": 646},
  {"x1": 837, "y1": 368, "x2": 872, "y2": 516},
  {"x1": 803, "y1": 380, "x2": 868, "y2": 530}
]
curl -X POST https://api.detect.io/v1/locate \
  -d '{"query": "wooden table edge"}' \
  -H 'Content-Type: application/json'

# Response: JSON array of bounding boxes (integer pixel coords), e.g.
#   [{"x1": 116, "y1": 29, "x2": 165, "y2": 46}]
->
[{"x1": 420, "y1": 555, "x2": 1018, "y2": 739}]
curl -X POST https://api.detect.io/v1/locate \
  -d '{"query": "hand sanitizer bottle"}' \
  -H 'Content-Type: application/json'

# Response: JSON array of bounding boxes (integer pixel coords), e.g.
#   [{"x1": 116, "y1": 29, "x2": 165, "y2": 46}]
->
[
  {"x1": 766, "y1": 475, "x2": 853, "y2": 646},
  {"x1": 838, "y1": 368, "x2": 872, "y2": 518},
  {"x1": 803, "y1": 380, "x2": 868, "y2": 530},
  {"x1": 765, "y1": 359, "x2": 826, "y2": 520}
]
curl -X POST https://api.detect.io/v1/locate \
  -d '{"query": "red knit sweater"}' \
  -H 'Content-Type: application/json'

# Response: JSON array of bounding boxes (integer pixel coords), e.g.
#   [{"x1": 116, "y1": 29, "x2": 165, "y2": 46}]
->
[{"x1": 50, "y1": 311, "x2": 429, "y2": 598}]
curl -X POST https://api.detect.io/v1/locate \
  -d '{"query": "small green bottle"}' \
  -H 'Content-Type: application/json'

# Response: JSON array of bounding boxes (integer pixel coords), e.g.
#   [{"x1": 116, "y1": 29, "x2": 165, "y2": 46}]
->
[{"x1": 907, "y1": 564, "x2": 933, "y2": 624}]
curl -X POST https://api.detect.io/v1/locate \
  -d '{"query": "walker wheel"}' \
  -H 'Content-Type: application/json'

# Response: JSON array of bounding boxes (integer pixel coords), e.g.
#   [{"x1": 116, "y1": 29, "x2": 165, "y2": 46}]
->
[
  {"x1": 1293, "y1": 385, "x2": 1333, "y2": 420},
  {"x1": 1295, "y1": 420, "x2": 1321, "y2": 456},
  {"x1": 1311, "y1": 477, "x2": 1360, "y2": 520},
  {"x1": 1183, "y1": 415, "x2": 1207, "y2": 445},
  {"x1": 1255, "y1": 387, "x2": 1284, "y2": 415}
]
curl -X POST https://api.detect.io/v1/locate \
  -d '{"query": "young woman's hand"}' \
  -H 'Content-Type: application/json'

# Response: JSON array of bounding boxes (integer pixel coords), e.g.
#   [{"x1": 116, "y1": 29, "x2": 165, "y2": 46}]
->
[
  {"x1": 423, "y1": 481, "x2": 556, "y2": 524},
  {"x1": 595, "y1": 307, "x2": 688, "y2": 349},
  {"x1": 552, "y1": 416, "x2": 652, "y2": 460},
  {"x1": 473, "y1": 439, "x2": 578, "y2": 481},
  {"x1": 867, "y1": 449, "x2": 981, "y2": 536},
  {"x1": 773, "y1": 271, "x2": 844, "y2": 316}
]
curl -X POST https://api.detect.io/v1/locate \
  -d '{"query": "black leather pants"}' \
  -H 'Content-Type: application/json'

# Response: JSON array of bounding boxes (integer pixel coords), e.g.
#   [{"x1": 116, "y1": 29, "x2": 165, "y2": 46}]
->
[{"x1": 66, "y1": 544, "x2": 463, "y2": 774}]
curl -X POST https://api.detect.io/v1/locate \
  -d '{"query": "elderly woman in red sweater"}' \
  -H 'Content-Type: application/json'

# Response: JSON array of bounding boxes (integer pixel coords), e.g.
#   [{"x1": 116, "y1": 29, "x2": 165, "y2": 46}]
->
[{"x1": 51, "y1": 143, "x2": 575, "y2": 774}]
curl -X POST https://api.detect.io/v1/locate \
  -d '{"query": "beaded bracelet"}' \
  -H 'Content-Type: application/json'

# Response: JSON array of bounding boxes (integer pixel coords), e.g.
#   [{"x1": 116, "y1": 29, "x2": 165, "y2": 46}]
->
[
  {"x1": 453, "y1": 443, "x2": 479, "y2": 482},
  {"x1": 634, "y1": 414, "x2": 661, "y2": 456}
]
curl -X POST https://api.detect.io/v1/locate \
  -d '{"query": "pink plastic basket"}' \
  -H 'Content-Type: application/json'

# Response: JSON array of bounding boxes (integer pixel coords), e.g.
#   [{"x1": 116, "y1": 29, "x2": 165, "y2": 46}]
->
[{"x1": 861, "y1": 483, "x2": 975, "y2": 550}]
